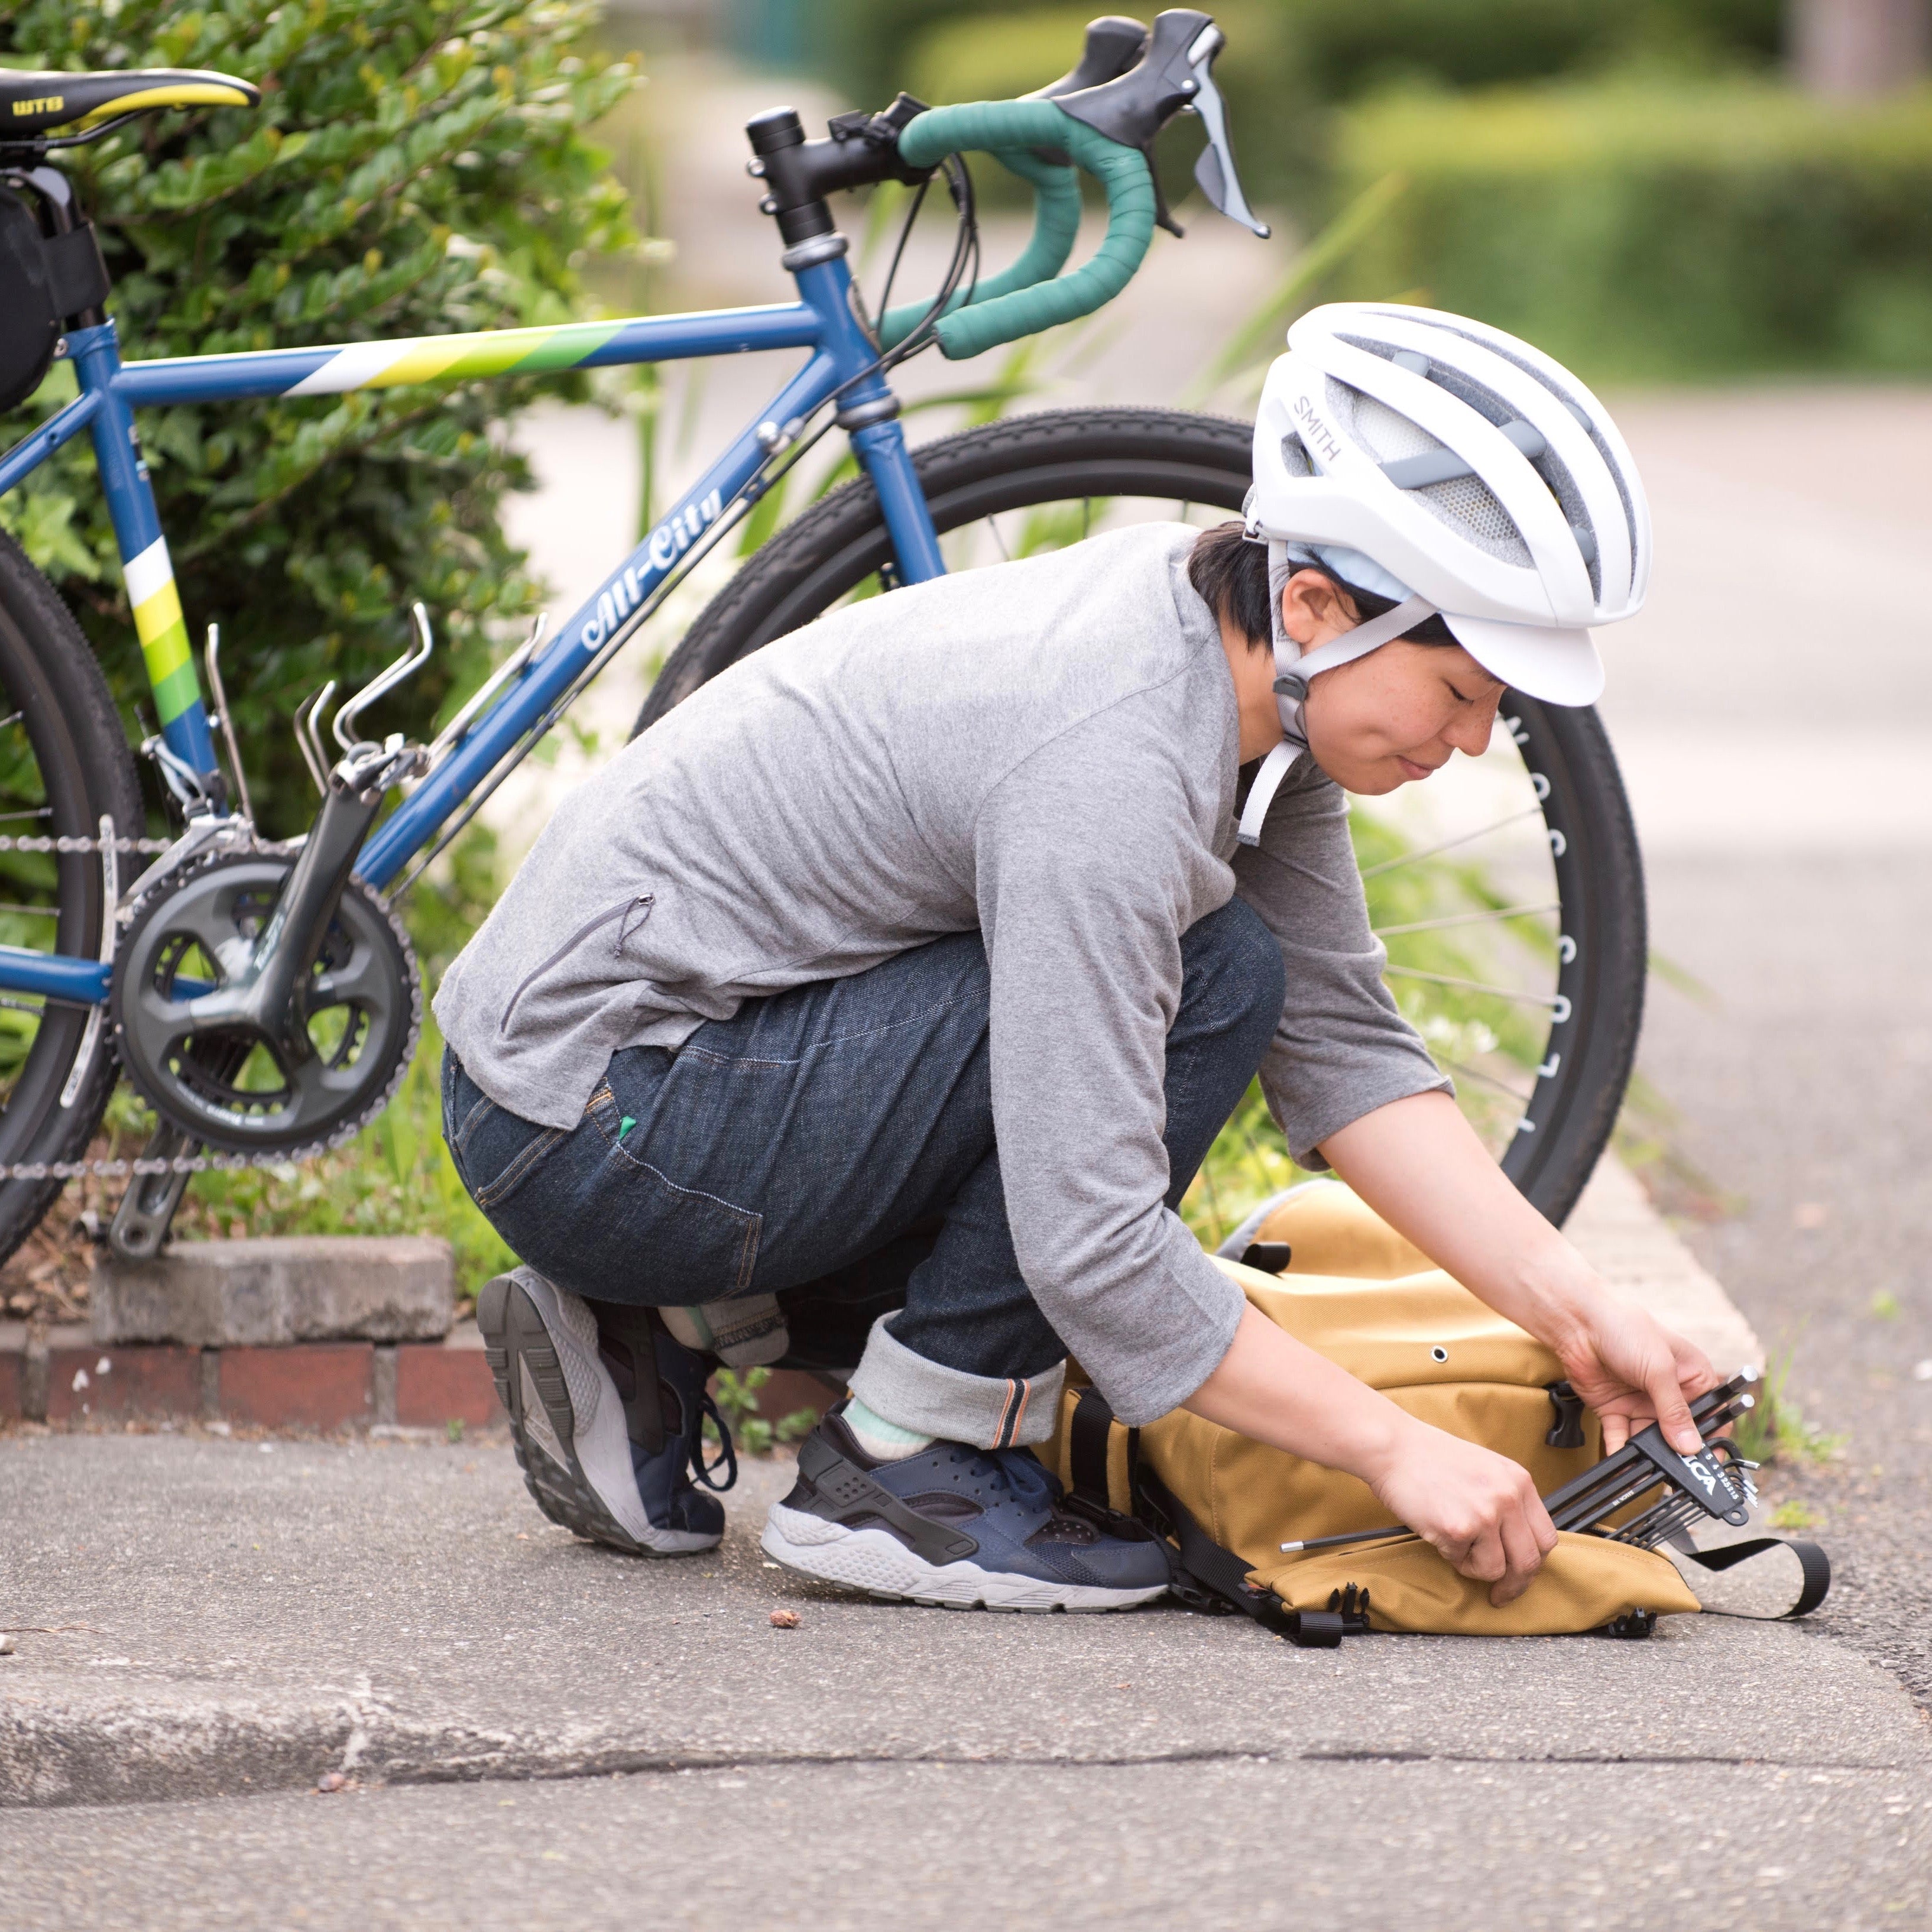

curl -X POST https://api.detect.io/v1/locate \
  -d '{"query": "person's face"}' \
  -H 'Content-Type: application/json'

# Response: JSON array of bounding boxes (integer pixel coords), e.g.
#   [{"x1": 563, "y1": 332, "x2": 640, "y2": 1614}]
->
[{"x1": 1280, "y1": 571, "x2": 1506, "y2": 796}]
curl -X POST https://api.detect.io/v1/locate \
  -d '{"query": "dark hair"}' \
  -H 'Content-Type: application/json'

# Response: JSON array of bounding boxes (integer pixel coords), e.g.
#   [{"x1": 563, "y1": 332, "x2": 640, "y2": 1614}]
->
[{"x1": 1186, "y1": 520, "x2": 1456, "y2": 650}]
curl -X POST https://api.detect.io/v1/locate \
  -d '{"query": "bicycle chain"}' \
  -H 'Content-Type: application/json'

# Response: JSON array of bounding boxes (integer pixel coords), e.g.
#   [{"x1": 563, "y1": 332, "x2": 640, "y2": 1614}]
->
[
  {"x1": 0, "y1": 833, "x2": 171, "y2": 855},
  {"x1": 0, "y1": 834, "x2": 419, "y2": 1187},
  {"x1": 0, "y1": 1150, "x2": 284, "y2": 1182}
]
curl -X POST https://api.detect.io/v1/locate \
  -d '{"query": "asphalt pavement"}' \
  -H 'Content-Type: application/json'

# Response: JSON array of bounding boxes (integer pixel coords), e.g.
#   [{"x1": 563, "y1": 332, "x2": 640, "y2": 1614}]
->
[{"x1": 1638, "y1": 851, "x2": 1932, "y2": 1714}]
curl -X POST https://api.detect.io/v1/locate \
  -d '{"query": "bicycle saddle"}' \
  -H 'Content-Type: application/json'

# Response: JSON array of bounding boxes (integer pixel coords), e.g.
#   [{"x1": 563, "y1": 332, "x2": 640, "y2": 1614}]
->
[{"x1": 0, "y1": 68, "x2": 259, "y2": 141}]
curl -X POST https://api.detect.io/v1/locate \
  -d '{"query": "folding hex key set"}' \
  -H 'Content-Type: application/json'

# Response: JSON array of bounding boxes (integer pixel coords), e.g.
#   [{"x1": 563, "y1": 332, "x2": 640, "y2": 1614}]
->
[{"x1": 1128, "y1": 1375, "x2": 1831, "y2": 1646}]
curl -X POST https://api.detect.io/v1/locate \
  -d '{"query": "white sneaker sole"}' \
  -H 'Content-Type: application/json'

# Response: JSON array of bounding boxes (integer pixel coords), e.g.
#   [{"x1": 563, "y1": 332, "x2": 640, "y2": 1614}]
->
[
  {"x1": 761, "y1": 1502, "x2": 1166, "y2": 1613},
  {"x1": 481, "y1": 1270, "x2": 717, "y2": 1557}
]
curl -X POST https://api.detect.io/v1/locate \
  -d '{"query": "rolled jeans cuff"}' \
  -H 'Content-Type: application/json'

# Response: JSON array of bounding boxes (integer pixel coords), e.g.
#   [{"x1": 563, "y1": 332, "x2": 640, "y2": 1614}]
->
[{"x1": 848, "y1": 1314, "x2": 1065, "y2": 1450}]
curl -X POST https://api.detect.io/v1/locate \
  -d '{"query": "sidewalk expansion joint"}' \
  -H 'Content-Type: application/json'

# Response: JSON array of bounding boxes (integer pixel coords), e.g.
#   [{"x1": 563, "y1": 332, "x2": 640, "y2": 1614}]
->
[{"x1": 9, "y1": 1733, "x2": 1923, "y2": 1811}]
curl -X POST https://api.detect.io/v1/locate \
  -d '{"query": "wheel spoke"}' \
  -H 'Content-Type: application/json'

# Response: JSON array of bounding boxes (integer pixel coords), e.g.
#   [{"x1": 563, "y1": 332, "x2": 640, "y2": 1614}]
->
[
  {"x1": 1437, "y1": 1056, "x2": 1535, "y2": 1104},
  {"x1": 983, "y1": 515, "x2": 1012, "y2": 563},
  {"x1": 1357, "y1": 807, "x2": 1542, "y2": 879},
  {"x1": 0, "y1": 807, "x2": 51, "y2": 825},
  {"x1": 1373, "y1": 902, "x2": 1560, "y2": 938},
  {"x1": 1383, "y1": 964, "x2": 1567, "y2": 1011},
  {"x1": 0, "y1": 903, "x2": 60, "y2": 919}
]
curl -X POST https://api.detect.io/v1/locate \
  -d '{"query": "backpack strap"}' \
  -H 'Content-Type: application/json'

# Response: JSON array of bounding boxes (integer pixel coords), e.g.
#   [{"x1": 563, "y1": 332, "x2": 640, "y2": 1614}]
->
[
  {"x1": 1066, "y1": 1385, "x2": 1121, "y2": 1513},
  {"x1": 1674, "y1": 1534, "x2": 1831, "y2": 1620},
  {"x1": 1068, "y1": 1386, "x2": 1363, "y2": 1648},
  {"x1": 1135, "y1": 1462, "x2": 1365, "y2": 1648}
]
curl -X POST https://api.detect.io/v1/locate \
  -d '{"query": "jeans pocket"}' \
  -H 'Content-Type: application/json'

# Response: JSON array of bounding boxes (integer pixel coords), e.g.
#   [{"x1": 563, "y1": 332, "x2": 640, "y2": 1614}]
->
[
  {"x1": 449, "y1": 1085, "x2": 568, "y2": 1213},
  {"x1": 536, "y1": 1086, "x2": 764, "y2": 1301}
]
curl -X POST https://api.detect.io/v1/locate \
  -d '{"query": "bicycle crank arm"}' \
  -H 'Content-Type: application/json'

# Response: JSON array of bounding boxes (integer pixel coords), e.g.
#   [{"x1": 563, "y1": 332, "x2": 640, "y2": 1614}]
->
[
  {"x1": 175, "y1": 772, "x2": 385, "y2": 1064},
  {"x1": 106, "y1": 1120, "x2": 202, "y2": 1260}
]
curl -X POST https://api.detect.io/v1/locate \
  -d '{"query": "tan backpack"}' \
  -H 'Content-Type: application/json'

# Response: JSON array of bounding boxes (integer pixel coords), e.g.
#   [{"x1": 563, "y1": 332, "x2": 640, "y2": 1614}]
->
[{"x1": 1045, "y1": 1181, "x2": 1828, "y2": 1645}]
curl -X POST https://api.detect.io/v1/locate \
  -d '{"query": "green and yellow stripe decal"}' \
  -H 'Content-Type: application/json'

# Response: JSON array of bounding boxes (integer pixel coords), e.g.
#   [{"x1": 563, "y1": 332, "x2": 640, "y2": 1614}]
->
[
  {"x1": 123, "y1": 537, "x2": 199, "y2": 726},
  {"x1": 286, "y1": 321, "x2": 627, "y2": 396}
]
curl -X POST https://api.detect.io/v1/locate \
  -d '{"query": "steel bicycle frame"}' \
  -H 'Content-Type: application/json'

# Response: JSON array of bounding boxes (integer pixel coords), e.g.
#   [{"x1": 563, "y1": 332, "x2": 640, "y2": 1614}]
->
[{"x1": 0, "y1": 243, "x2": 944, "y2": 1009}]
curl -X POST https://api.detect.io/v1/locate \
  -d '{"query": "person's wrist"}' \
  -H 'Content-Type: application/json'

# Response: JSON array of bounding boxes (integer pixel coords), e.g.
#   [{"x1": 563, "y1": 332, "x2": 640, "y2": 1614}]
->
[
  {"x1": 1511, "y1": 1243, "x2": 1606, "y2": 1364},
  {"x1": 1348, "y1": 1403, "x2": 1427, "y2": 1491}
]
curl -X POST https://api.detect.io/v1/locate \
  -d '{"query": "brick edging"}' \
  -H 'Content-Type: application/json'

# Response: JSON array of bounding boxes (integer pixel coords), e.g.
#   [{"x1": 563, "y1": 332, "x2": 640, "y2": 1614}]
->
[
  {"x1": 0, "y1": 1331, "x2": 837, "y2": 1437},
  {"x1": 0, "y1": 1330, "x2": 502, "y2": 1432}
]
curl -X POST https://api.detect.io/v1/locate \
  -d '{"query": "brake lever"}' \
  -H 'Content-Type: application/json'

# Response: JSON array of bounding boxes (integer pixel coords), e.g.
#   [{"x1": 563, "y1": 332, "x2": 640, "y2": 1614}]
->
[
  {"x1": 1183, "y1": 22, "x2": 1269, "y2": 237},
  {"x1": 1052, "y1": 10, "x2": 1269, "y2": 241}
]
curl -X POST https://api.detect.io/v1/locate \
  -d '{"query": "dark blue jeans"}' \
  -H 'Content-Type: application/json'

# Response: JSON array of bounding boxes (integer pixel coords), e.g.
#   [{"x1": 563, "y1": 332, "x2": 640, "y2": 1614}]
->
[{"x1": 443, "y1": 893, "x2": 1283, "y2": 1445}]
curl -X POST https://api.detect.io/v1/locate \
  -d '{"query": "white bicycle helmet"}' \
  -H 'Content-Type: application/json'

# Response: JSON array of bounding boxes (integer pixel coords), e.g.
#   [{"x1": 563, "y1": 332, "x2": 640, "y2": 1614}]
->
[{"x1": 1236, "y1": 301, "x2": 1651, "y2": 844}]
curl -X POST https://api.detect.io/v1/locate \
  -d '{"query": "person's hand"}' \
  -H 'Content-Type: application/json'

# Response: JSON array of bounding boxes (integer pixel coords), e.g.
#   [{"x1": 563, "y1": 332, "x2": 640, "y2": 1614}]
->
[
  {"x1": 1552, "y1": 1294, "x2": 1717, "y2": 1457},
  {"x1": 1366, "y1": 1418, "x2": 1559, "y2": 1606}
]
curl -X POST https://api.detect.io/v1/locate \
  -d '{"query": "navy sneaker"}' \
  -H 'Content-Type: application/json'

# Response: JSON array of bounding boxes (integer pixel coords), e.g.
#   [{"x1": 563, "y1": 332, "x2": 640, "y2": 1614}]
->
[
  {"x1": 478, "y1": 1268, "x2": 735, "y2": 1556},
  {"x1": 762, "y1": 1406, "x2": 1171, "y2": 1612}
]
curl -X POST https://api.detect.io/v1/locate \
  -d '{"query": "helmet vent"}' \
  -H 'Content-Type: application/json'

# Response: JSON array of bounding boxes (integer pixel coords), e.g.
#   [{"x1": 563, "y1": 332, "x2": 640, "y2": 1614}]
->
[
  {"x1": 1338, "y1": 355, "x2": 1602, "y2": 596},
  {"x1": 1415, "y1": 472, "x2": 1532, "y2": 567},
  {"x1": 1278, "y1": 432, "x2": 1313, "y2": 478},
  {"x1": 1398, "y1": 314, "x2": 1638, "y2": 595},
  {"x1": 1328, "y1": 379, "x2": 1438, "y2": 465}
]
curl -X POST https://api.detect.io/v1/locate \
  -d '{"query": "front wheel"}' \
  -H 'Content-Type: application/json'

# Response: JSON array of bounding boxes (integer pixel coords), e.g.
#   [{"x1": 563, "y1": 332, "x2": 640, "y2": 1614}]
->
[{"x1": 636, "y1": 408, "x2": 1646, "y2": 1228}]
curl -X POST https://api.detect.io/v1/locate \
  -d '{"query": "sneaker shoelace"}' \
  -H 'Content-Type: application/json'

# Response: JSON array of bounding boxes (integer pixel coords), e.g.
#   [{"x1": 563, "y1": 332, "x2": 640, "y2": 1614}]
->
[{"x1": 691, "y1": 1389, "x2": 738, "y2": 1493}]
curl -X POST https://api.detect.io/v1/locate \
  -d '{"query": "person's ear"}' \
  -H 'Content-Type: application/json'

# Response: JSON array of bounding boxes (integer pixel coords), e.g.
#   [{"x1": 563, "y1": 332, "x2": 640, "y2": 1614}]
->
[{"x1": 1278, "y1": 569, "x2": 1360, "y2": 647}]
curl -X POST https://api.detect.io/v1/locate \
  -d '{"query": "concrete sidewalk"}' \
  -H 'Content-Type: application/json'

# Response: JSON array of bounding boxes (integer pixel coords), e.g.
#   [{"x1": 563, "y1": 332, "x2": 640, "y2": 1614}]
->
[
  {"x1": 2, "y1": 1441, "x2": 1928, "y2": 1928},
  {"x1": 4, "y1": 1165, "x2": 1929, "y2": 1930}
]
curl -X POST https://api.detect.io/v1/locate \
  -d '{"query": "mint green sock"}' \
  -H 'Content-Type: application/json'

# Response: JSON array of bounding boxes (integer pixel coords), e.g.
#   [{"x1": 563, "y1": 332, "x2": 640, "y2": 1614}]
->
[{"x1": 844, "y1": 1396, "x2": 933, "y2": 1462}]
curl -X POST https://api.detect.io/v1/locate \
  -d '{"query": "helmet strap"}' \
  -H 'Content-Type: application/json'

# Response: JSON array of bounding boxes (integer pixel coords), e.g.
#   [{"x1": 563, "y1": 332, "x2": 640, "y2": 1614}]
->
[{"x1": 1236, "y1": 567, "x2": 1438, "y2": 847}]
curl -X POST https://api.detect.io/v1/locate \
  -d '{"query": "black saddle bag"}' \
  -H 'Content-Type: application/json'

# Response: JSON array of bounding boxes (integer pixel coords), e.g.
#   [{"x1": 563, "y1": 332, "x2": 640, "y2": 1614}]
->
[{"x1": 0, "y1": 186, "x2": 111, "y2": 411}]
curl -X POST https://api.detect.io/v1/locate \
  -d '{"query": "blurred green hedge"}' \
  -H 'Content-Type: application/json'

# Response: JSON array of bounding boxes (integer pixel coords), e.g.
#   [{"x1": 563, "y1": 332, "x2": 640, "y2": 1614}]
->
[
  {"x1": 824, "y1": 0, "x2": 1780, "y2": 114},
  {"x1": 1333, "y1": 81, "x2": 1932, "y2": 378},
  {"x1": 803, "y1": 0, "x2": 1781, "y2": 208}
]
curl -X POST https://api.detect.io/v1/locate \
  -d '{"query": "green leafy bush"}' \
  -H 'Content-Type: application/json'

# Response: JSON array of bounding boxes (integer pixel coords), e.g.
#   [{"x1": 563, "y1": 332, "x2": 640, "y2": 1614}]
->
[
  {"x1": 0, "y1": 0, "x2": 639, "y2": 835},
  {"x1": 708, "y1": 1367, "x2": 819, "y2": 1457},
  {"x1": 1334, "y1": 79, "x2": 1932, "y2": 378}
]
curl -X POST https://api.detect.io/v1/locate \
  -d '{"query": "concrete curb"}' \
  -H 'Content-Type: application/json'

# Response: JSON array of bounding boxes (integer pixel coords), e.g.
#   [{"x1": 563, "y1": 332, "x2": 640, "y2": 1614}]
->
[
  {"x1": 1563, "y1": 1157, "x2": 1762, "y2": 1375},
  {"x1": 90, "y1": 1236, "x2": 454, "y2": 1347}
]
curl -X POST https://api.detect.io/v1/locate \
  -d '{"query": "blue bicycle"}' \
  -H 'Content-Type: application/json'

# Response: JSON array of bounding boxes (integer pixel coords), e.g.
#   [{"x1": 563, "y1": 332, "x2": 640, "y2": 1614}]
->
[{"x1": 0, "y1": 11, "x2": 1646, "y2": 1265}]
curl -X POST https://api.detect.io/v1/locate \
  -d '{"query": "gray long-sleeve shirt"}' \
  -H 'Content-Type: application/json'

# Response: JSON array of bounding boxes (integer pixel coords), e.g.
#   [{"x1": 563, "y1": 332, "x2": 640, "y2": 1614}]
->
[{"x1": 435, "y1": 522, "x2": 1448, "y2": 1422}]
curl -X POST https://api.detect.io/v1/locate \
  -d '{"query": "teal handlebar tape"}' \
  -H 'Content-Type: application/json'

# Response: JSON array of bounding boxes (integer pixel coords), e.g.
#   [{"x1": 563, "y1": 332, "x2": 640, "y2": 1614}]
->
[
  {"x1": 877, "y1": 146, "x2": 1081, "y2": 351},
  {"x1": 892, "y1": 100, "x2": 1156, "y2": 360}
]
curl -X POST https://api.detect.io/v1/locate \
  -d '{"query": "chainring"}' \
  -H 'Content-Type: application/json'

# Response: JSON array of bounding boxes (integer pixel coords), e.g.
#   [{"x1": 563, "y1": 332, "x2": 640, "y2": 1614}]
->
[{"x1": 109, "y1": 847, "x2": 422, "y2": 1157}]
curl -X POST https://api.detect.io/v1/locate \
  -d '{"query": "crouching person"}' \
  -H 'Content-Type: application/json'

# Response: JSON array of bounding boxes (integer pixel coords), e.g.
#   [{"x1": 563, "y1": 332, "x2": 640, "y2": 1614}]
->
[{"x1": 437, "y1": 306, "x2": 1716, "y2": 1613}]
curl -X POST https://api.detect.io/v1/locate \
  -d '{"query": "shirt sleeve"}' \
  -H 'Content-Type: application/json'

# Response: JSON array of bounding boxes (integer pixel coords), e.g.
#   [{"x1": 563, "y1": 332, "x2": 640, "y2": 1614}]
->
[
  {"x1": 1233, "y1": 756, "x2": 1453, "y2": 1168},
  {"x1": 973, "y1": 717, "x2": 1247, "y2": 1428}
]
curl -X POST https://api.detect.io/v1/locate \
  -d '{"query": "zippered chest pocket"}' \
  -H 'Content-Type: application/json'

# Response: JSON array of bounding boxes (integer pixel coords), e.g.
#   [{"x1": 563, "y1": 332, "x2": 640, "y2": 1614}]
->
[{"x1": 500, "y1": 892, "x2": 655, "y2": 1034}]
